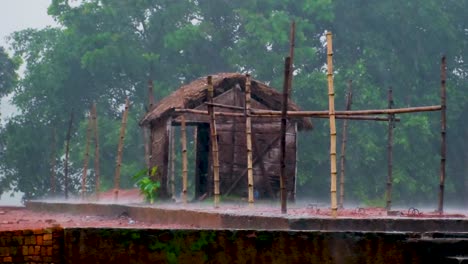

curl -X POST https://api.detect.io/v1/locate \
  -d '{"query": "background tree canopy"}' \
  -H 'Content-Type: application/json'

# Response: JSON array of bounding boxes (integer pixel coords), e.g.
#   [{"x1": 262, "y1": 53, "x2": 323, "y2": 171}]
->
[{"x1": 0, "y1": 0, "x2": 466, "y2": 207}]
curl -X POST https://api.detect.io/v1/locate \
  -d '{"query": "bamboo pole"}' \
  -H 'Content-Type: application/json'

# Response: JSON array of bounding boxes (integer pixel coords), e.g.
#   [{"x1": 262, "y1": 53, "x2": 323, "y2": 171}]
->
[
  {"x1": 114, "y1": 97, "x2": 130, "y2": 201},
  {"x1": 81, "y1": 111, "x2": 93, "y2": 200},
  {"x1": 207, "y1": 76, "x2": 220, "y2": 207},
  {"x1": 288, "y1": 20, "x2": 296, "y2": 95},
  {"x1": 91, "y1": 103, "x2": 101, "y2": 201},
  {"x1": 385, "y1": 87, "x2": 395, "y2": 210},
  {"x1": 245, "y1": 74, "x2": 255, "y2": 206},
  {"x1": 170, "y1": 124, "x2": 176, "y2": 200},
  {"x1": 438, "y1": 56, "x2": 447, "y2": 214},
  {"x1": 338, "y1": 80, "x2": 353, "y2": 209},
  {"x1": 181, "y1": 115, "x2": 188, "y2": 204},
  {"x1": 327, "y1": 32, "x2": 338, "y2": 218},
  {"x1": 175, "y1": 108, "x2": 401, "y2": 121},
  {"x1": 64, "y1": 111, "x2": 74, "y2": 200},
  {"x1": 143, "y1": 128, "x2": 150, "y2": 171},
  {"x1": 50, "y1": 127, "x2": 57, "y2": 195},
  {"x1": 280, "y1": 57, "x2": 292, "y2": 214}
]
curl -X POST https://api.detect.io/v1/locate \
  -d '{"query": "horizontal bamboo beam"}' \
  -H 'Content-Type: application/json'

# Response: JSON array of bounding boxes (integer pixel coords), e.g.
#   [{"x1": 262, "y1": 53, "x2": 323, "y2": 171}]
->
[
  {"x1": 205, "y1": 102, "x2": 244, "y2": 111},
  {"x1": 174, "y1": 109, "x2": 401, "y2": 121}
]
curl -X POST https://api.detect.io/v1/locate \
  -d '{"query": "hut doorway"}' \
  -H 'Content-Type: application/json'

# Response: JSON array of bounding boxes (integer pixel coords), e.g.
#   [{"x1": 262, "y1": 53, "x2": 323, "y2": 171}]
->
[{"x1": 194, "y1": 123, "x2": 210, "y2": 199}]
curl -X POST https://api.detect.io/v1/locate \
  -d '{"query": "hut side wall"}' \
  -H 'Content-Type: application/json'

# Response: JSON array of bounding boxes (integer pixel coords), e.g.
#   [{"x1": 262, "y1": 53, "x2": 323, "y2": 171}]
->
[{"x1": 149, "y1": 118, "x2": 170, "y2": 198}]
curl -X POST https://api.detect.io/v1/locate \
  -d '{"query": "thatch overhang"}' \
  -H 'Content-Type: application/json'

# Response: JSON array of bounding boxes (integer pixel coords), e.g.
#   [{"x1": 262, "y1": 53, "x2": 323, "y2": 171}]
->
[{"x1": 139, "y1": 73, "x2": 312, "y2": 130}]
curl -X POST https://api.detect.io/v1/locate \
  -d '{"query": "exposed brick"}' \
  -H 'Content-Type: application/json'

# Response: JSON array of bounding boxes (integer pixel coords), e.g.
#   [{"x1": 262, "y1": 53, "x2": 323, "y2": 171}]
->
[
  {"x1": 3, "y1": 256, "x2": 12, "y2": 262},
  {"x1": 43, "y1": 256, "x2": 52, "y2": 262},
  {"x1": 0, "y1": 246, "x2": 10, "y2": 257},
  {"x1": 36, "y1": 235, "x2": 43, "y2": 245},
  {"x1": 41, "y1": 246, "x2": 47, "y2": 256},
  {"x1": 9, "y1": 246, "x2": 18, "y2": 256},
  {"x1": 22, "y1": 246, "x2": 28, "y2": 256},
  {"x1": 22, "y1": 230, "x2": 33, "y2": 236},
  {"x1": 43, "y1": 240, "x2": 53, "y2": 246},
  {"x1": 43, "y1": 234, "x2": 52, "y2": 241},
  {"x1": 34, "y1": 245, "x2": 41, "y2": 255},
  {"x1": 28, "y1": 245, "x2": 34, "y2": 255},
  {"x1": 11, "y1": 236, "x2": 23, "y2": 245},
  {"x1": 33, "y1": 230, "x2": 43, "y2": 235},
  {"x1": 25, "y1": 235, "x2": 36, "y2": 245},
  {"x1": 47, "y1": 246, "x2": 53, "y2": 256}
]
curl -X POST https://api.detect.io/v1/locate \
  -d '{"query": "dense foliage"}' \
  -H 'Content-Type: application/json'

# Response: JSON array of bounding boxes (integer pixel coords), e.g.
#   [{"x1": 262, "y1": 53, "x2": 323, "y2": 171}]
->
[{"x1": 0, "y1": 0, "x2": 466, "y2": 207}]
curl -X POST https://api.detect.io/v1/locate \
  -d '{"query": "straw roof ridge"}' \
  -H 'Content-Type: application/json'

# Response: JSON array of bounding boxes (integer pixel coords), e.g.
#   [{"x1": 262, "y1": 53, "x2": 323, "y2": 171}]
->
[{"x1": 140, "y1": 72, "x2": 312, "y2": 130}]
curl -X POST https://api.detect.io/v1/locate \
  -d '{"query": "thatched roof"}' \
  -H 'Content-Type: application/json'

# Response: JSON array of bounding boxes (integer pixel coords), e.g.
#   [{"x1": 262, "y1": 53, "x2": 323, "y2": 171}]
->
[{"x1": 140, "y1": 73, "x2": 312, "y2": 130}]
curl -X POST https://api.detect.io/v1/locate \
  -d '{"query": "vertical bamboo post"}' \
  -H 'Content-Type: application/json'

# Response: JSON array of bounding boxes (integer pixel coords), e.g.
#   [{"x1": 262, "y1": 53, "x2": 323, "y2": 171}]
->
[
  {"x1": 64, "y1": 111, "x2": 74, "y2": 200},
  {"x1": 50, "y1": 127, "x2": 57, "y2": 195},
  {"x1": 438, "y1": 56, "x2": 447, "y2": 214},
  {"x1": 114, "y1": 97, "x2": 130, "y2": 201},
  {"x1": 385, "y1": 87, "x2": 395, "y2": 210},
  {"x1": 245, "y1": 74, "x2": 255, "y2": 206},
  {"x1": 338, "y1": 80, "x2": 352, "y2": 209},
  {"x1": 288, "y1": 20, "x2": 296, "y2": 95},
  {"x1": 170, "y1": 124, "x2": 176, "y2": 200},
  {"x1": 143, "y1": 128, "x2": 150, "y2": 171},
  {"x1": 207, "y1": 76, "x2": 220, "y2": 207},
  {"x1": 81, "y1": 111, "x2": 93, "y2": 200},
  {"x1": 326, "y1": 32, "x2": 338, "y2": 217},
  {"x1": 91, "y1": 103, "x2": 101, "y2": 200},
  {"x1": 181, "y1": 115, "x2": 188, "y2": 204},
  {"x1": 280, "y1": 57, "x2": 292, "y2": 214}
]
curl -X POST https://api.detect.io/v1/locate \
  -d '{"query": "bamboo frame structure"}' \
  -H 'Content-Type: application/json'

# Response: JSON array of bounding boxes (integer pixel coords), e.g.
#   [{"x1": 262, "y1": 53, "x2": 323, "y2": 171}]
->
[
  {"x1": 114, "y1": 97, "x2": 130, "y2": 201},
  {"x1": 170, "y1": 125, "x2": 176, "y2": 200},
  {"x1": 50, "y1": 127, "x2": 57, "y2": 195},
  {"x1": 64, "y1": 111, "x2": 74, "y2": 200},
  {"x1": 288, "y1": 20, "x2": 295, "y2": 95},
  {"x1": 81, "y1": 111, "x2": 93, "y2": 200},
  {"x1": 91, "y1": 103, "x2": 101, "y2": 200},
  {"x1": 181, "y1": 115, "x2": 188, "y2": 204},
  {"x1": 326, "y1": 32, "x2": 338, "y2": 217},
  {"x1": 385, "y1": 87, "x2": 395, "y2": 210},
  {"x1": 338, "y1": 80, "x2": 353, "y2": 209},
  {"x1": 438, "y1": 56, "x2": 447, "y2": 213},
  {"x1": 245, "y1": 74, "x2": 255, "y2": 206},
  {"x1": 207, "y1": 76, "x2": 220, "y2": 207},
  {"x1": 280, "y1": 57, "x2": 292, "y2": 214},
  {"x1": 148, "y1": 79, "x2": 155, "y2": 110}
]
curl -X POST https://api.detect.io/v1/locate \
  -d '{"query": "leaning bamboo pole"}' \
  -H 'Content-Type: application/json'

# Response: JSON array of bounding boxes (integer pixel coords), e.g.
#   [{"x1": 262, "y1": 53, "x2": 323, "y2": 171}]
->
[
  {"x1": 170, "y1": 124, "x2": 176, "y2": 200},
  {"x1": 245, "y1": 74, "x2": 255, "y2": 206},
  {"x1": 288, "y1": 20, "x2": 295, "y2": 95},
  {"x1": 385, "y1": 87, "x2": 395, "y2": 210},
  {"x1": 114, "y1": 97, "x2": 130, "y2": 201},
  {"x1": 338, "y1": 80, "x2": 353, "y2": 209},
  {"x1": 280, "y1": 57, "x2": 292, "y2": 214},
  {"x1": 327, "y1": 32, "x2": 338, "y2": 217},
  {"x1": 64, "y1": 111, "x2": 74, "y2": 200},
  {"x1": 81, "y1": 111, "x2": 93, "y2": 200},
  {"x1": 438, "y1": 56, "x2": 447, "y2": 214},
  {"x1": 207, "y1": 76, "x2": 220, "y2": 207},
  {"x1": 148, "y1": 79, "x2": 155, "y2": 110},
  {"x1": 181, "y1": 115, "x2": 188, "y2": 204},
  {"x1": 50, "y1": 127, "x2": 57, "y2": 195},
  {"x1": 91, "y1": 103, "x2": 101, "y2": 200}
]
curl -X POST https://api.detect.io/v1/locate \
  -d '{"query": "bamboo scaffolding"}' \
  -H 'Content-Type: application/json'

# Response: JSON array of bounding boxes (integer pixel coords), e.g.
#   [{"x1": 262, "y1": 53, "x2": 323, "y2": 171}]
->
[
  {"x1": 81, "y1": 111, "x2": 93, "y2": 200},
  {"x1": 207, "y1": 76, "x2": 220, "y2": 207},
  {"x1": 91, "y1": 103, "x2": 101, "y2": 200},
  {"x1": 327, "y1": 32, "x2": 338, "y2": 217},
  {"x1": 338, "y1": 80, "x2": 353, "y2": 209},
  {"x1": 143, "y1": 128, "x2": 150, "y2": 171},
  {"x1": 64, "y1": 111, "x2": 74, "y2": 200},
  {"x1": 114, "y1": 97, "x2": 130, "y2": 201},
  {"x1": 280, "y1": 57, "x2": 292, "y2": 214},
  {"x1": 385, "y1": 87, "x2": 395, "y2": 210},
  {"x1": 50, "y1": 127, "x2": 56, "y2": 195},
  {"x1": 176, "y1": 108, "x2": 400, "y2": 121},
  {"x1": 181, "y1": 115, "x2": 188, "y2": 204},
  {"x1": 438, "y1": 56, "x2": 447, "y2": 214},
  {"x1": 245, "y1": 74, "x2": 255, "y2": 206},
  {"x1": 170, "y1": 125, "x2": 176, "y2": 200}
]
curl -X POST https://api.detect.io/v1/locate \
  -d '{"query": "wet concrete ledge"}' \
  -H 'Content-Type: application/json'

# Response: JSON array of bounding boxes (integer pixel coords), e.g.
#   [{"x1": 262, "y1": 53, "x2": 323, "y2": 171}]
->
[{"x1": 26, "y1": 201, "x2": 468, "y2": 232}]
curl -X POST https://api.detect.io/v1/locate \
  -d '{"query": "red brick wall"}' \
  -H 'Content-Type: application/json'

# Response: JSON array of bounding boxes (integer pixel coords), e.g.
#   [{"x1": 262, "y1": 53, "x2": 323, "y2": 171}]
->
[{"x1": 0, "y1": 228, "x2": 62, "y2": 263}]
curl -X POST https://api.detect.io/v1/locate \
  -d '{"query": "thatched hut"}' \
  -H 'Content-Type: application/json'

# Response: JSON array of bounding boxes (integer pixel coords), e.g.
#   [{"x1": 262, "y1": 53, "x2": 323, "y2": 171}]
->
[{"x1": 140, "y1": 73, "x2": 312, "y2": 200}]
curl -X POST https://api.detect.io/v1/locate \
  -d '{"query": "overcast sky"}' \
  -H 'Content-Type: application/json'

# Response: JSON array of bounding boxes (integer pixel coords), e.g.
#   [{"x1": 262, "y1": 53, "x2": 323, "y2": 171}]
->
[{"x1": 0, "y1": 0, "x2": 56, "y2": 47}]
